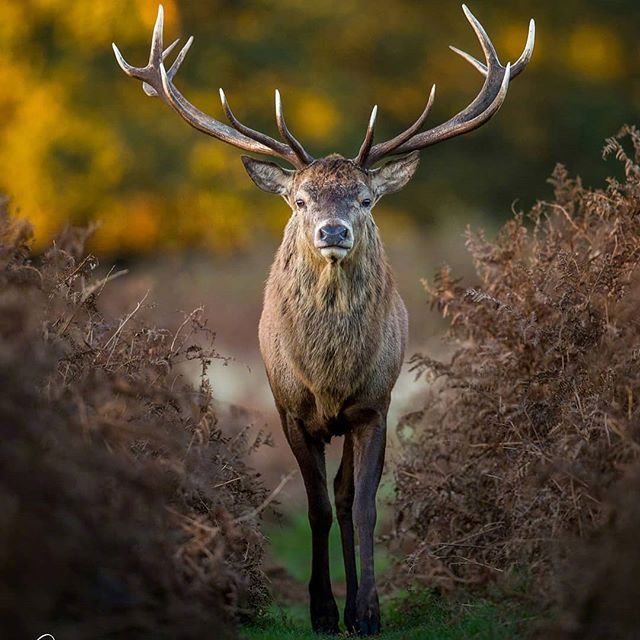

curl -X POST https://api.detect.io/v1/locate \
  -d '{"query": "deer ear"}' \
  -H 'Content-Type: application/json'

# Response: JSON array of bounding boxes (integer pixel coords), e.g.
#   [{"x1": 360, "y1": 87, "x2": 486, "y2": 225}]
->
[
  {"x1": 369, "y1": 152, "x2": 420, "y2": 198},
  {"x1": 241, "y1": 156, "x2": 294, "y2": 195}
]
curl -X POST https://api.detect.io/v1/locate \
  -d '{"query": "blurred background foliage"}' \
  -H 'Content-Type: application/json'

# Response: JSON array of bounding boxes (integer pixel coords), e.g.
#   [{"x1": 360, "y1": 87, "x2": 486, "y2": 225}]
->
[{"x1": 0, "y1": 0, "x2": 638, "y2": 255}]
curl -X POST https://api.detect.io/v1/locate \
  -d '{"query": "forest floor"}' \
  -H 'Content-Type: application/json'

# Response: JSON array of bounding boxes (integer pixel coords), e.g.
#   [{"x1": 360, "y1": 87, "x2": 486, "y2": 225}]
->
[{"x1": 240, "y1": 511, "x2": 539, "y2": 640}]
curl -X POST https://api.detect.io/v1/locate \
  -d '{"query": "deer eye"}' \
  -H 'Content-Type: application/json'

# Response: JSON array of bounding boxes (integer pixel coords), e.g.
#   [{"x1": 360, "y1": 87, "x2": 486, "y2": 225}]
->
[
  {"x1": 295, "y1": 199, "x2": 306, "y2": 209},
  {"x1": 361, "y1": 198, "x2": 372, "y2": 207}
]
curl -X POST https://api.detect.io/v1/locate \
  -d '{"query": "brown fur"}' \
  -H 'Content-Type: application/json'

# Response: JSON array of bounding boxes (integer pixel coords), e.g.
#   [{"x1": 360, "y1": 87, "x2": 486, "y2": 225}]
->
[{"x1": 259, "y1": 156, "x2": 408, "y2": 439}]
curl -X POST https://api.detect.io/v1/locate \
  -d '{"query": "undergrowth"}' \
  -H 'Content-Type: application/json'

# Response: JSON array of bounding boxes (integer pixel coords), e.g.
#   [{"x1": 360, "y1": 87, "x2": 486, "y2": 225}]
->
[
  {"x1": 0, "y1": 210, "x2": 269, "y2": 638},
  {"x1": 393, "y1": 125, "x2": 640, "y2": 597}
]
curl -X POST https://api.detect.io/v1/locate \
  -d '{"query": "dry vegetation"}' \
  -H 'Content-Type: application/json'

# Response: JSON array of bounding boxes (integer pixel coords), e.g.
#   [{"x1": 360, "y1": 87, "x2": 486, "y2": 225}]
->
[
  {"x1": 546, "y1": 467, "x2": 640, "y2": 639},
  {"x1": 0, "y1": 208, "x2": 270, "y2": 638},
  {"x1": 393, "y1": 126, "x2": 640, "y2": 596}
]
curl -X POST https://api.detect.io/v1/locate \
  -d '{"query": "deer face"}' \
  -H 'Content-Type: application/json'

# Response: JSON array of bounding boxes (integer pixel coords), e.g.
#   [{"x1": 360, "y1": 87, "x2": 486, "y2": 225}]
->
[{"x1": 242, "y1": 153, "x2": 420, "y2": 263}]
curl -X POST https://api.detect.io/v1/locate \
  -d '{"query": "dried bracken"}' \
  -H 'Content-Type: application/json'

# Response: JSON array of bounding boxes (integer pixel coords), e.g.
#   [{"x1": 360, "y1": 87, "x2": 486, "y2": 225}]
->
[
  {"x1": 0, "y1": 208, "x2": 269, "y2": 638},
  {"x1": 545, "y1": 468, "x2": 640, "y2": 640},
  {"x1": 392, "y1": 126, "x2": 640, "y2": 593}
]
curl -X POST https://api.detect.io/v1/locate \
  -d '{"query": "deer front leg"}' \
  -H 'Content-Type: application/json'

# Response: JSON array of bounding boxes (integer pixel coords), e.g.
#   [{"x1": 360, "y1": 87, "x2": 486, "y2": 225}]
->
[
  {"x1": 333, "y1": 433, "x2": 358, "y2": 632},
  {"x1": 351, "y1": 409, "x2": 386, "y2": 636},
  {"x1": 283, "y1": 413, "x2": 339, "y2": 634}
]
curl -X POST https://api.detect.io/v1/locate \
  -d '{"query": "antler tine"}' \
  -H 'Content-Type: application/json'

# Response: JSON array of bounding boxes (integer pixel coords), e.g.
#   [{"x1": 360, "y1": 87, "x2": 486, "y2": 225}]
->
[
  {"x1": 360, "y1": 5, "x2": 533, "y2": 166},
  {"x1": 512, "y1": 19, "x2": 536, "y2": 78},
  {"x1": 354, "y1": 106, "x2": 378, "y2": 167},
  {"x1": 461, "y1": 4, "x2": 499, "y2": 68},
  {"x1": 149, "y1": 3, "x2": 165, "y2": 67},
  {"x1": 449, "y1": 16, "x2": 535, "y2": 80},
  {"x1": 112, "y1": 42, "x2": 136, "y2": 77},
  {"x1": 218, "y1": 88, "x2": 302, "y2": 166},
  {"x1": 358, "y1": 85, "x2": 435, "y2": 167},
  {"x1": 163, "y1": 38, "x2": 180, "y2": 61},
  {"x1": 113, "y1": 4, "x2": 312, "y2": 168},
  {"x1": 275, "y1": 90, "x2": 314, "y2": 166},
  {"x1": 448, "y1": 45, "x2": 486, "y2": 75}
]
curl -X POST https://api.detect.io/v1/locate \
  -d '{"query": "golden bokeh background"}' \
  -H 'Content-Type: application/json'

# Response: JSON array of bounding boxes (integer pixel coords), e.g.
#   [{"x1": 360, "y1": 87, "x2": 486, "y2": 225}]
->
[{"x1": 0, "y1": 0, "x2": 638, "y2": 256}]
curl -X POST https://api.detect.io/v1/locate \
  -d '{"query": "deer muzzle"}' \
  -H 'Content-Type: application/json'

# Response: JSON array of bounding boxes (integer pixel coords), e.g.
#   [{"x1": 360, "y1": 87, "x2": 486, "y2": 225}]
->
[{"x1": 314, "y1": 220, "x2": 353, "y2": 262}]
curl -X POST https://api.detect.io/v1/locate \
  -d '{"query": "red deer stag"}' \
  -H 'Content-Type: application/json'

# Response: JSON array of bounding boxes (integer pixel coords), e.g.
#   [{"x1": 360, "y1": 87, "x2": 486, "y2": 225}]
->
[{"x1": 113, "y1": 5, "x2": 534, "y2": 635}]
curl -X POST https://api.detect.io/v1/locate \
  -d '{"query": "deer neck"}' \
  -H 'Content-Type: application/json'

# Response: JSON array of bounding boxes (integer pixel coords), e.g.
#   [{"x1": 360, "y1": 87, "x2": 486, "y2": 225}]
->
[{"x1": 275, "y1": 216, "x2": 391, "y2": 316}]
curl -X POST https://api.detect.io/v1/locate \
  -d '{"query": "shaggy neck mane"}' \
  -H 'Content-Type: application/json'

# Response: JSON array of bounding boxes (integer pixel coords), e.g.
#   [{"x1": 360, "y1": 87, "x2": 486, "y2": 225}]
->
[{"x1": 275, "y1": 216, "x2": 391, "y2": 316}]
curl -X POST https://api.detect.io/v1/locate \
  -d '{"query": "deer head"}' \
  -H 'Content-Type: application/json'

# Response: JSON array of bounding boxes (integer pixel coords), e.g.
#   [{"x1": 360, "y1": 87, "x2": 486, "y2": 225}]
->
[
  {"x1": 113, "y1": 4, "x2": 535, "y2": 264},
  {"x1": 240, "y1": 153, "x2": 420, "y2": 264}
]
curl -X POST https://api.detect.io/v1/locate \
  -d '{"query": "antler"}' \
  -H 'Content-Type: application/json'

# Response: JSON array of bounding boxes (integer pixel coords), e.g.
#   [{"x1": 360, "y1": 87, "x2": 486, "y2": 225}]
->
[
  {"x1": 112, "y1": 5, "x2": 312, "y2": 169},
  {"x1": 355, "y1": 5, "x2": 535, "y2": 168}
]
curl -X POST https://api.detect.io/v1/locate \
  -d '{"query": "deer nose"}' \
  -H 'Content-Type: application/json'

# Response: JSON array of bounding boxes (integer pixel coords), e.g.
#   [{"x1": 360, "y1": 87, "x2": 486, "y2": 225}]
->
[{"x1": 317, "y1": 224, "x2": 350, "y2": 245}]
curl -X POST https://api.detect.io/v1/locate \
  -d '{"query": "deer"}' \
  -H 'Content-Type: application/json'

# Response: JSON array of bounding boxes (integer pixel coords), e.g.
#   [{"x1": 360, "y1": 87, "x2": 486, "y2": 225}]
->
[{"x1": 113, "y1": 4, "x2": 534, "y2": 635}]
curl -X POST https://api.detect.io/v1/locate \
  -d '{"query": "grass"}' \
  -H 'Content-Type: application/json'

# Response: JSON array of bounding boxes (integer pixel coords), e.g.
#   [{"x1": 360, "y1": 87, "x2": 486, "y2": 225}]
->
[
  {"x1": 246, "y1": 505, "x2": 536, "y2": 639},
  {"x1": 242, "y1": 590, "x2": 532, "y2": 639},
  {"x1": 265, "y1": 510, "x2": 391, "y2": 584}
]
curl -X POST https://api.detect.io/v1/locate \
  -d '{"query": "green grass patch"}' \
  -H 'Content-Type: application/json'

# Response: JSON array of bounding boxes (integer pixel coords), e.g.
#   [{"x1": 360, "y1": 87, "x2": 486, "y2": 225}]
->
[
  {"x1": 257, "y1": 486, "x2": 537, "y2": 638},
  {"x1": 242, "y1": 589, "x2": 534, "y2": 639},
  {"x1": 265, "y1": 507, "x2": 391, "y2": 584}
]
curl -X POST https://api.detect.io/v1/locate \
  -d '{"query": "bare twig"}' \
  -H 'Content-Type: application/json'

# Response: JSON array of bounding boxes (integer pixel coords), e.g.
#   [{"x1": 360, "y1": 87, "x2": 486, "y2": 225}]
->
[{"x1": 233, "y1": 469, "x2": 297, "y2": 523}]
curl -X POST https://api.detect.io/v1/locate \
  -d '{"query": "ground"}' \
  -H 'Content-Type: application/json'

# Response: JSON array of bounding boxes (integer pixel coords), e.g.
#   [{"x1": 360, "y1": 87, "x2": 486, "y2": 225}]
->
[
  {"x1": 240, "y1": 511, "x2": 537, "y2": 639},
  {"x1": 242, "y1": 594, "x2": 532, "y2": 640}
]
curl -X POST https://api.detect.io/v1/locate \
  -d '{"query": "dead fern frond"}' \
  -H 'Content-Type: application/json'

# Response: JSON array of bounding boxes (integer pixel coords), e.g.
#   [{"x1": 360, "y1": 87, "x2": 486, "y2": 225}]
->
[{"x1": 392, "y1": 126, "x2": 640, "y2": 598}]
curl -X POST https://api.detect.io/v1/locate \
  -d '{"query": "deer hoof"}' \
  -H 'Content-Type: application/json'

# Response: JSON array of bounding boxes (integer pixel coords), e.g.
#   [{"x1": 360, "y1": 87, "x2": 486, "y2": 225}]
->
[
  {"x1": 355, "y1": 613, "x2": 381, "y2": 636},
  {"x1": 344, "y1": 601, "x2": 357, "y2": 633},
  {"x1": 355, "y1": 591, "x2": 381, "y2": 636},
  {"x1": 311, "y1": 599, "x2": 340, "y2": 635},
  {"x1": 311, "y1": 617, "x2": 339, "y2": 635}
]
